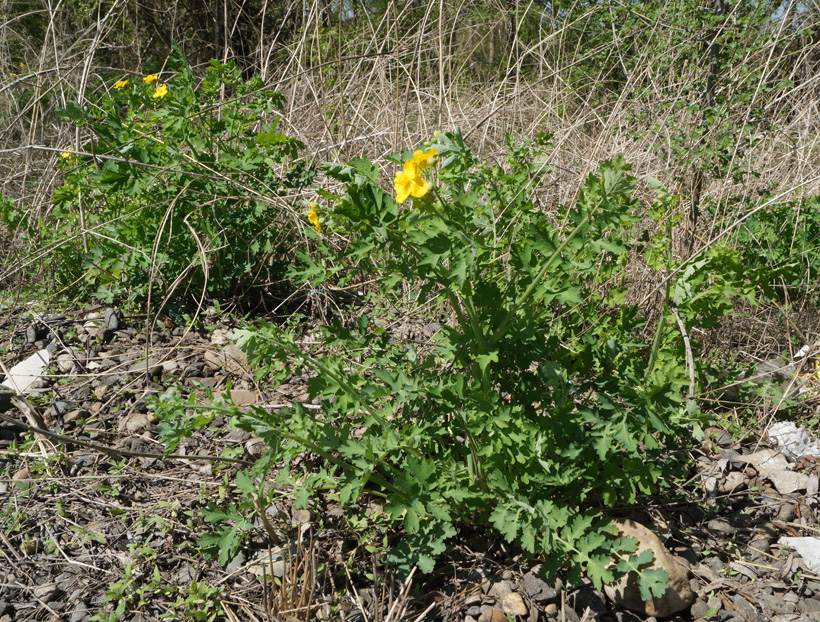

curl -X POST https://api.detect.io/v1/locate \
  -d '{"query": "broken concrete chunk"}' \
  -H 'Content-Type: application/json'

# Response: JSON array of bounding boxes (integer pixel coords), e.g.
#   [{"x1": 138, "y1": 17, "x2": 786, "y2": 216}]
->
[{"x1": 1, "y1": 349, "x2": 51, "y2": 394}]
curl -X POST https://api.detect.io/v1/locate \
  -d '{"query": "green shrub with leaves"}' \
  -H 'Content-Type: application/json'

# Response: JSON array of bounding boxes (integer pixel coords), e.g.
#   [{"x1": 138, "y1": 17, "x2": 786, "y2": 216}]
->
[
  {"x1": 48, "y1": 46, "x2": 312, "y2": 304},
  {"x1": 153, "y1": 129, "x2": 771, "y2": 590},
  {"x1": 734, "y1": 195, "x2": 820, "y2": 302}
]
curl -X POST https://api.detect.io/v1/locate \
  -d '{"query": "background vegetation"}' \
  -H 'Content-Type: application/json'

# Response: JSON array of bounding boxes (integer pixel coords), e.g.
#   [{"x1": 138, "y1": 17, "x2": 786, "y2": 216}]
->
[{"x1": 2, "y1": 0, "x2": 820, "y2": 608}]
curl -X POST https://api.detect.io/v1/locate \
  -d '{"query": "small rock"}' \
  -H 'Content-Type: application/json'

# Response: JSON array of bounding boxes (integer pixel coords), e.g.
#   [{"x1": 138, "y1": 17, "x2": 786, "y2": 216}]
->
[
  {"x1": 755, "y1": 591, "x2": 795, "y2": 615},
  {"x1": 731, "y1": 594, "x2": 762, "y2": 622},
  {"x1": 12, "y1": 467, "x2": 30, "y2": 482},
  {"x1": 501, "y1": 592, "x2": 528, "y2": 617},
  {"x1": 161, "y1": 360, "x2": 180, "y2": 372},
  {"x1": 223, "y1": 344, "x2": 249, "y2": 376},
  {"x1": 707, "y1": 595, "x2": 724, "y2": 611},
  {"x1": 98, "y1": 374, "x2": 125, "y2": 387},
  {"x1": 245, "y1": 438, "x2": 266, "y2": 459},
  {"x1": 570, "y1": 587, "x2": 606, "y2": 617},
  {"x1": 70, "y1": 602, "x2": 88, "y2": 622},
  {"x1": 128, "y1": 358, "x2": 162, "y2": 379},
  {"x1": 490, "y1": 582, "x2": 513, "y2": 600},
  {"x1": 717, "y1": 472, "x2": 747, "y2": 494},
  {"x1": 230, "y1": 389, "x2": 257, "y2": 405},
  {"x1": 707, "y1": 519, "x2": 736, "y2": 536},
  {"x1": 210, "y1": 329, "x2": 232, "y2": 345},
  {"x1": 604, "y1": 519, "x2": 694, "y2": 617},
  {"x1": 104, "y1": 308, "x2": 120, "y2": 330},
  {"x1": 478, "y1": 606, "x2": 508, "y2": 622},
  {"x1": 523, "y1": 566, "x2": 559, "y2": 602},
  {"x1": 544, "y1": 603, "x2": 558, "y2": 617},
  {"x1": 225, "y1": 551, "x2": 246, "y2": 574},
  {"x1": 292, "y1": 509, "x2": 311, "y2": 524},
  {"x1": 797, "y1": 597, "x2": 820, "y2": 614},
  {"x1": 33, "y1": 583, "x2": 60, "y2": 603},
  {"x1": 778, "y1": 503, "x2": 797, "y2": 522},
  {"x1": 55, "y1": 352, "x2": 79, "y2": 375},
  {"x1": 119, "y1": 412, "x2": 151, "y2": 435},
  {"x1": 691, "y1": 599, "x2": 710, "y2": 619}
]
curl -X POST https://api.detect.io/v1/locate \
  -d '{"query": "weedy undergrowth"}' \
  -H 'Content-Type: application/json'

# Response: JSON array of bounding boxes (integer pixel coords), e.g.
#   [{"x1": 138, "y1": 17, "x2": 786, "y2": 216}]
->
[
  {"x1": 42, "y1": 46, "x2": 312, "y2": 304},
  {"x1": 153, "y1": 129, "x2": 775, "y2": 594}
]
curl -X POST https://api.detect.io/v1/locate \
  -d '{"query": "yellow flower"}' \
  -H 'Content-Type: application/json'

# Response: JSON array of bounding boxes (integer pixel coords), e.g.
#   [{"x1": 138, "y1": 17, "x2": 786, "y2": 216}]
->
[
  {"x1": 152, "y1": 84, "x2": 168, "y2": 99},
  {"x1": 394, "y1": 160, "x2": 431, "y2": 204},
  {"x1": 412, "y1": 148, "x2": 438, "y2": 169},
  {"x1": 114, "y1": 79, "x2": 128, "y2": 89},
  {"x1": 307, "y1": 203, "x2": 321, "y2": 233},
  {"x1": 60, "y1": 150, "x2": 72, "y2": 159},
  {"x1": 143, "y1": 74, "x2": 158, "y2": 83}
]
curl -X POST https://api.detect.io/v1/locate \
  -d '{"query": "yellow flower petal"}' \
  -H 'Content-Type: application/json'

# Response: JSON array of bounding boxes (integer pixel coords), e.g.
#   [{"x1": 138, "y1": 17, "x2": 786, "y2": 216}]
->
[
  {"x1": 152, "y1": 84, "x2": 168, "y2": 99},
  {"x1": 143, "y1": 74, "x2": 158, "y2": 83},
  {"x1": 307, "y1": 203, "x2": 321, "y2": 233},
  {"x1": 114, "y1": 79, "x2": 128, "y2": 89},
  {"x1": 60, "y1": 151, "x2": 72, "y2": 159},
  {"x1": 395, "y1": 159, "x2": 431, "y2": 202},
  {"x1": 394, "y1": 170, "x2": 414, "y2": 203},
  {"x1": 412, "y1": 148, "x2": 438, "y2": 169}
]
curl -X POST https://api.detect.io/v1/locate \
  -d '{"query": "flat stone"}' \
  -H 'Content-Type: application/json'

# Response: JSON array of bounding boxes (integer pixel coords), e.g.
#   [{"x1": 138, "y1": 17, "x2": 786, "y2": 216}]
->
[
  {"x1": 604, "y1": 519, "x2": 694, "y2": 617},
  {"x1": 98, "y1": 374, "x2": 125, "y2": 387},
  {"x1": 797, "y1": 597, "x2": 820, "y2": 614},
  {"x1": 707, "y1": 519, "x2": 736, "y2": 536},
  {"x1": 522, "y1": 567, "x2": 559, "y2": 602},
  {"x1": 128, "y1": 358, "x2": 162, "y2": 379},
  {"x1": 478, "y1": 606, "x2": 507, "y2": 622},
  {"x1": 501, "y1": 592, "x2": 528, "y2": 617},
  {"x1": 489, "y1": 581, "x2": 512, "y2": 600},
  {"x1": 55, "y1": 352, "x2": 79, "y2": 374},
  {"x1": 570, "y1": 587, "x2": 606, "y2": 617},
  {"x1": 119, "y1": 412, "x2": 151, "y2": 435},
  {"x1": 734, "y1": 449, "x2": 809, "y2": 494},
  {"x1": 33, "y1": 583, "x2": 60, "y2": 602},
  {"x1": 691, "y1": 599, "x2": 710, "y2": 619},
  {"x1": 223, "y1": 344, "x2": 248, "y2": 376},
  {"x1": 755, "y1": 591, "x2": 795, "y2": 615},
  {"x1": 732, "y1": 594, "x2": 762, "y2": 622},
  {"x1": 716, "y1": 472, "x2": 747, "y2": 494},
  {"x1": 230, "y1": 389, "x2": 257, "y2": 405}
]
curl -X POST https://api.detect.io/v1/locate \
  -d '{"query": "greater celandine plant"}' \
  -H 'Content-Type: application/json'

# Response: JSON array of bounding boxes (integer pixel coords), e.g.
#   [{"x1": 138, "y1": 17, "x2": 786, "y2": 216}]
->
[
  {"x1": 48, "y1": 46, "x2": 312, "y2": 304},
  {"x1": 155, "y1": 129, "x2": 706, "y2": 593}
]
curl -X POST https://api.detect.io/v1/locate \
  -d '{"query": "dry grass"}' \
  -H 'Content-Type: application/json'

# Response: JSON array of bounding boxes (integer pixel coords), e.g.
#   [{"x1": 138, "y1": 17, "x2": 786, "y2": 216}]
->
[{"x1": 0, "y1": 1, "x2": 817, "y2": 365}]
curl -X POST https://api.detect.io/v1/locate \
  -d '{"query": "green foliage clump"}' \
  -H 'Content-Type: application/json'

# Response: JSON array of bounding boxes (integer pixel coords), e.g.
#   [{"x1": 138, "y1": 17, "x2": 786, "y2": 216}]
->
[
  {"x1": 48, "y1": 46, "x2": 313, "y2": 304},
  {"x1": 735, "y1": 195, "x2": 820, "y2": 301},
  {"x1": 153, "y1": 129, "x2": 743, "y2": 590}
]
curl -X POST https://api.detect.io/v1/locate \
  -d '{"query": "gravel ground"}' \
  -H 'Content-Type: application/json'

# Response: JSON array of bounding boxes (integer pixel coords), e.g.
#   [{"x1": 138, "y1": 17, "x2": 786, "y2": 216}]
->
[{"x1": 1, "y1": 306, "x2": 820, "y2": 622}]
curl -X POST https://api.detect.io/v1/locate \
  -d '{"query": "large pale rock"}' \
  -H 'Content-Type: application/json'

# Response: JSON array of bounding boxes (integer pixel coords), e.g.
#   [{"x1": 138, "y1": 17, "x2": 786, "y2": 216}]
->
[{"x1": 604, "y1": 519, "x2": 694, "y2": 617}]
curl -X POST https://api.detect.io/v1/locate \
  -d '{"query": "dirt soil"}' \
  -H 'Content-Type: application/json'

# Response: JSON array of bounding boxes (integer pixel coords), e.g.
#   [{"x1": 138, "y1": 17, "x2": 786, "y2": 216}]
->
[{"x1": 1, "y1": 306, "x2": 820, "y2": 622}]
